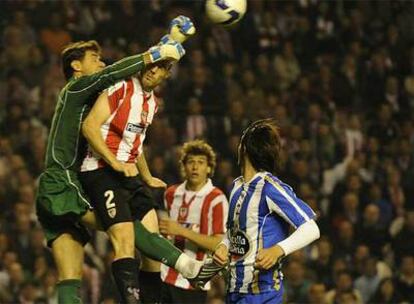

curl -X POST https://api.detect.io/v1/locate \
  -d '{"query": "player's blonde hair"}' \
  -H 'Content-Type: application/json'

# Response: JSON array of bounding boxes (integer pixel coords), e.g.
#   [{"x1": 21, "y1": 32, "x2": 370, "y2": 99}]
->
[{"x1": 180, "y1": 140, "x2": 216, "y2": 178}]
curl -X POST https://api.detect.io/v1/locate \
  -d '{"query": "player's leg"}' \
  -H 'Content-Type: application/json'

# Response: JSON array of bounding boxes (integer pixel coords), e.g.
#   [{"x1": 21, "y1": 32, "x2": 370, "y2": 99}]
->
[
  {"x1": 36, "y1": 170, "x2": 92, "y2": 304},
  {"x1": 130, "y1": 185, "x2": 203, "y2": 280},
  {"x1": 79, "y1": 168, "x2": 140, "y2": 304},
  {"x1": 133, "y1": 220, "x2": 202, "y2": 276},
  {"x1": 133, "y1": 213, "x2": 225, "y2": 290},
  {"x1": 107, "y1": 221, "x2": 140, "y2": 304},
  {"x1": 139, "y1": 209, "x2": 162, "y2": 303},
  {"x1": 52, "y1": 233, "x2": 84, "y2": 304}
]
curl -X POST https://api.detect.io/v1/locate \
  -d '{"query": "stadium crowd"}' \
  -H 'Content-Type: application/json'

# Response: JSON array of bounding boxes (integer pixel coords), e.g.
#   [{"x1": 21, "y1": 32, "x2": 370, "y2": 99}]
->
[{"x1": 0, "y1": 0, "x2": 414, "y2": 303}]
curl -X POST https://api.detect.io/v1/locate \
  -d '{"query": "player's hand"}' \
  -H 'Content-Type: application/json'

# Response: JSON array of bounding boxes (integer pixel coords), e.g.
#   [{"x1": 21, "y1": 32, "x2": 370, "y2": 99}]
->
[
  {"x1": 159, "y1": 218, "x2": 183, "y2": 236},
  {"x1": 112, "y1": 161, "x2": 138, "y2": 177},
  {"x1": 169, "y1": 15, "x2": 196, "y2": 43},
  {"x1": 213, "y1": 243, "x2": 229, "y2": 267},
  {"x1": 143, "y1": 176, "x2": 167, "y2": 188},
  {"x1": 255, "y1": 245, "x2": 284, "y2": 270},
  {"x1": 148, "y1": 41, "x2": 185, "y2": 64}
]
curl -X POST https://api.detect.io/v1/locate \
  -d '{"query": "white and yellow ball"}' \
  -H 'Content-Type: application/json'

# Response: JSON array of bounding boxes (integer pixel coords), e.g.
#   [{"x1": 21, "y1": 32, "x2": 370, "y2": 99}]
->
[{"x1": 205, "y1": 0, "x2": 247, "y2": 26}]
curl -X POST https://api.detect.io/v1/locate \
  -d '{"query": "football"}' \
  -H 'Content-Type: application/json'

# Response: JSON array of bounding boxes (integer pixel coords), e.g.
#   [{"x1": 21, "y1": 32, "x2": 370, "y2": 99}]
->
[{"x1": 205, "y1": 0, "x2": 247, "y2": 26}]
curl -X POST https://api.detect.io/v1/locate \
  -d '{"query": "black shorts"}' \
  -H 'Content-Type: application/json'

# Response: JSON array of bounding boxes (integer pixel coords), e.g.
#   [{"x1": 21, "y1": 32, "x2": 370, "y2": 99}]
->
[{"x1": 79, "y1": 167, "x2": 155, "y2": 230}]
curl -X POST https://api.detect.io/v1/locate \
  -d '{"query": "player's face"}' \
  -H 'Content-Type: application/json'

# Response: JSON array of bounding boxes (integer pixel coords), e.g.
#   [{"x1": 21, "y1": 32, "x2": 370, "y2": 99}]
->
[
  {"x1": 141, "y1": 64, "x2": 170, "y2": 90},
  {"x1": 79, "y1": 50, "x2": 106, "y2": 76},
  {"x1": 184, "y1": 155, "x2": 210, "y2": 187}
]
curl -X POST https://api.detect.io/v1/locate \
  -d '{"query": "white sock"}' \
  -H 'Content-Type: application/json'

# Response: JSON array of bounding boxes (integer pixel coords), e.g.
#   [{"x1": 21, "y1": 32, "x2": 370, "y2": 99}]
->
[{"x1": 174, "y1": 253, "x2": 202, "y2": 278}]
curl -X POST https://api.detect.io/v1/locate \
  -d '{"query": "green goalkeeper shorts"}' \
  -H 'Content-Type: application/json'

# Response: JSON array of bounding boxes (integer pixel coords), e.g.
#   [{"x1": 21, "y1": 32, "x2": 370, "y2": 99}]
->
[{"x1": 36, "y1": 168, "x2": 92, "y2": 247}]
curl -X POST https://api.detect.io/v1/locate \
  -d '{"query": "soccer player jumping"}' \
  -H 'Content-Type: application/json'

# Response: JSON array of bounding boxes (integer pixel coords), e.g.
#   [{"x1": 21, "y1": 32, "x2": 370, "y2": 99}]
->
[{"x1": 213, "y1": 119, "x2": 320, "y2": 303}]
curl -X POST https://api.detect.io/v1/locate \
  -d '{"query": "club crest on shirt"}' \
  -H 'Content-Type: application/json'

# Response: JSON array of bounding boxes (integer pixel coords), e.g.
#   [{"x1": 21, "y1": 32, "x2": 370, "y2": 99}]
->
[
  {"x1": 126, "y1": 123, "x2": 145, "y2": 134},
  {"x1": 179, "y1": 206, "x2": 188, "y2": 219},
  {"x1": 107, "y1": 207, "x2": 116, "y2": 218},
  {"x1": 229, "y1": 229, "x2": 251, "y2": 261}
]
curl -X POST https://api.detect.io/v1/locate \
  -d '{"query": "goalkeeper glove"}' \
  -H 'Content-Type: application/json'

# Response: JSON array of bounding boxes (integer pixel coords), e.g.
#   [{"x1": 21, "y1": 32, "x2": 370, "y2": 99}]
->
[
  {"x1": 148, "y1": 41, "x2": 185, "y2": 64},
  {"x1": 159, "y1": 15, "x2": 196, "y2": 45}
]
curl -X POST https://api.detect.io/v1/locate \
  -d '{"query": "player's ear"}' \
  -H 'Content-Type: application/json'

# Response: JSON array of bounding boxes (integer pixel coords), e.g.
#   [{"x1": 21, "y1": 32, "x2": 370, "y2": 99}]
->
[
  {"x1": 71, "y1": 60, "x2": 82, "y2": 73},
  {"x1": 207, "y1": 166, "x2": 211, "y2": 174}
]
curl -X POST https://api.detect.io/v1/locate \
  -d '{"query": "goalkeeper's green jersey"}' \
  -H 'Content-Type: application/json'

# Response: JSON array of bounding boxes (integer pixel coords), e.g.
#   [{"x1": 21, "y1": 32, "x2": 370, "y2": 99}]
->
[{"x1": 45, "y1": 54, "x2": 146, "y2": 171}]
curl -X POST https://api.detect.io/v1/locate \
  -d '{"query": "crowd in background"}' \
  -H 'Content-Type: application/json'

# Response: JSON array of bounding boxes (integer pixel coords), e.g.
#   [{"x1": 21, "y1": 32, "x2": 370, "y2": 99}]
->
[{"x1": 0, "y1": 0, "x2": 414, "y2": 303}]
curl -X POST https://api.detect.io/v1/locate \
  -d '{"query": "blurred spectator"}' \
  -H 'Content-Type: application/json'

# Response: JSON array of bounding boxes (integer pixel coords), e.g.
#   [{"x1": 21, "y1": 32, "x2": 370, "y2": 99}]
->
[
  {"x1": 273, "y1": 40, "x2": 301, "y2": 92},
  {"x1": 394, "y1": 255, "x2": 414, "y2": 302},
  {"x1": 392, "y1": 209, "x2": 414, "y2": 263},
  {"x1": 307, "y1": 237, "x2": 333, "y2": 287},
  {"x1": 354, "y1": 257, "x2": 381, "y2": 302},
  {"x1": 40, "y1": 12, "x2": 72, "y2": 55},
  {"x1": 358, "y1": 204, "x2": 390, "y2": 258},
  {"x1": 368, "y1": 278, "x2": 402, "y2": 304},
  {"x1": 325, "y1": 271, "x2": 363, "y2": 304},
  {"x1": 332, "y1": 220, "x2": 355, "y2": 260},
  {"x1": 183, "y1": 97, "x2": 207, "y2": 141},
  {"x1": 284, "y1": 260, "x2": 311, "y2": 303},
  {"x1": 306, "y1": 282, "x2": 327, "y2": 304}
]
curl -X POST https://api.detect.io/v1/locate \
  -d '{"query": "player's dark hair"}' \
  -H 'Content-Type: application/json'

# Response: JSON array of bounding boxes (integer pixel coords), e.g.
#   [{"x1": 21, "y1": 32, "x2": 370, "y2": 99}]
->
[
  {"x1": 239, "y1": 119, "x2": 282, "y2": 174},
  {"x1": 61, "y1": 40, "x2": 101, "y2": 80},
  {"x1": 180, "y1": 140, "x2": 217, "y2": 177}
]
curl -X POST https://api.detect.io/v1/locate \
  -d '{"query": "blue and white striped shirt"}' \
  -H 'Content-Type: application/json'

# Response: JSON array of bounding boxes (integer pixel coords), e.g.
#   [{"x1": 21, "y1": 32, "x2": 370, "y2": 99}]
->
[{"x1": 226, "y1": 171, "x2": 316, "y2": 294}]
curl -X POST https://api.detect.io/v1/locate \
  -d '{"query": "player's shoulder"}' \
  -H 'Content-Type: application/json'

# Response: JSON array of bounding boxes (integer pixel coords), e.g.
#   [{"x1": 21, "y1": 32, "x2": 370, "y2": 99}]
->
[
  {"x1": 263, "y1": 173, "x2": 286, "y2": 189},
  {"x1": 165, "y1": 183, "x2": 181, "y2": 195},
  {"x1": 263, "y1": 173, "x2": 296, "y2": 196},
  {"x1": 65, "y1": 74, "x2": 98, "y2": 92},
  {"x1": 232, "y1": 176, "x2": 243, "y2": 186},
  {"x1": 210, "y1": 186, "x2": 226, "y2": 197},
  {"x1": 107, "y1": 78, "x2": 131, "y2": 95}
]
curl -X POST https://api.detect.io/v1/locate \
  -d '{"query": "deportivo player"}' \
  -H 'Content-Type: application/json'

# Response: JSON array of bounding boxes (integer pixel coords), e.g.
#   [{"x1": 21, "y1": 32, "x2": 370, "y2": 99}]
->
[
  {"x1": 159, "y1": 140, "x2": 228, "y2": 304},
  {"x1": 213, "y1": 119, "x2": 320, "y2": 303},
  {"x1": 36, "y1": 19, "x2": 190, "y2": 304}
]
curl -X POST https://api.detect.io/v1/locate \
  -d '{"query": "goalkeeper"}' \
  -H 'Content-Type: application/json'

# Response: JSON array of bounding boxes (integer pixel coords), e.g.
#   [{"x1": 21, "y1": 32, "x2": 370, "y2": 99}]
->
[{"x1": 36, "y1": 17, "x2": 199, "y2": 304}]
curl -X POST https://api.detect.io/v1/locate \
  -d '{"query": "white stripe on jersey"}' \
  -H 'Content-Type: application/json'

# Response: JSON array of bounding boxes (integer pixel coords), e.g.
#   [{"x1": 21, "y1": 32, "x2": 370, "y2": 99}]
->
[{"x1": 116, "y1": 78, "x2": 141, "y2": 162}]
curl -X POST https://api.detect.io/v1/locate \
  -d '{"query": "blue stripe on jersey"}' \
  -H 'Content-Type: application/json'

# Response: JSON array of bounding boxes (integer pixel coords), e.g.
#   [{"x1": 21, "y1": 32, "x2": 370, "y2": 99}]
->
[
  {"x1": 234, "y1": 176, "x2": 261, "y2": 293},
  {"x1": 264, "y1": 175, "x2": 316, "y2": 228}
]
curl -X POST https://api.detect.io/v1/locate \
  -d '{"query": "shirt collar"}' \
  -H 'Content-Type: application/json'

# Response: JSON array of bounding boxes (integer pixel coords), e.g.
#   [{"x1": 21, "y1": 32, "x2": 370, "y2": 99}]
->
[{"x1": 175, "y1": 179, "x2": 214, "y2": 197}]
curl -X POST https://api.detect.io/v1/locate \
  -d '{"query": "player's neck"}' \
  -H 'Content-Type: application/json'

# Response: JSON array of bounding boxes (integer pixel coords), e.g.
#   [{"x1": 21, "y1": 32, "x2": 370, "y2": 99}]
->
[
  {"x1": 242, "y1": 158, "x2": 258, "y2": 183},
  {"x1": 140, "y1": 80, "x2": 154, "y2": 93},
  {"x1": 142, "y1": 85, "x2": 153, "y2": 93},
  {"x1": 186, "y1": 180, "x2": 207, "y2": 192}
]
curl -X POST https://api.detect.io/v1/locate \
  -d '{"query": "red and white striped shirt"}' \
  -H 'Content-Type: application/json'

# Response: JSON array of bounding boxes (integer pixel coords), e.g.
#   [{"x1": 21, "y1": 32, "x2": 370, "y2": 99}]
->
[
  {"x1": 81, "y1": 77, "x2": 158, "y2": 171},
  {"x1": 161, "y1": 179, "x2": 228, "y2": 290}
]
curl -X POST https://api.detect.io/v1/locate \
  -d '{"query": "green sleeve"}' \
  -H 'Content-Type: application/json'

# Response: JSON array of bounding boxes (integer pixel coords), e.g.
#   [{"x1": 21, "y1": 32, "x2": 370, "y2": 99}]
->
[{"x1": 67, "y1": 53, "x2": 147, "y2": 97}]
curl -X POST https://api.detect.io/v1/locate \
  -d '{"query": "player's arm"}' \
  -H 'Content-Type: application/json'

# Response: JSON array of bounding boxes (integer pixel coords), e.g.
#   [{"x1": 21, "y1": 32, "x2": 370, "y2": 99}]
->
[
  {"x1": 160, "y1": 197, "x2": 227, "y2": 252},
  {"x1": 68, "y1": 16, "x2": 195, "y2": 97},
  {"x1": 255, "y1": 182, "x2": 320, "y2": 270},
  {"x1": 136, "y1": 152, "x2": 166, "y2": 188},
  {"x1": 68, "y1": 42, "x2": 185, "y2": 97},
  {"x1": 82, "y1": 91, "x2": 137, "y2": 177},
  {"x1": 159, "y1": 218, "x2": 223, "y2": 252},
  {"x1": 213, "y1": 231, "x2": 230, "y2": 266}
]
